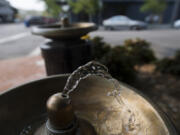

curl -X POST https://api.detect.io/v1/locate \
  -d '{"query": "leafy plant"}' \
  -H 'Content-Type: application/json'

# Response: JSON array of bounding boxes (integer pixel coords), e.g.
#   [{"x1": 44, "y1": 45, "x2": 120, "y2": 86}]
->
[
  {"x1": 90, "y1": 36, "x2": 156, "y2": 82},
  {"x1": 124, "y1": 38, "x2": 156, "y2": 65},
  {"x1": 100, "y1": 46, "x2": 136, "y2": 82},
  {"x1": 91, "y1": 36, "x2": 111, "y2": 60},
  {"x1": 156, "y1": 50, "x2": 180, "y2": 76},
  {"x1": 91, "y1": 37, "x2": 135, "y2": 82}
]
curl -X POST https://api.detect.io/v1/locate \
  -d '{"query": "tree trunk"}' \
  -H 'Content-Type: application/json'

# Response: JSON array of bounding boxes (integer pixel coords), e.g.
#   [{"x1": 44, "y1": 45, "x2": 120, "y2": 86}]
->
[
  {"x1": 89, "y1": 14, "x2": 93, "y2": 22},
  {"x1": 171, "y1": 0, "x2": 180, "y2": 25},
  {"x1": 158, "y1": 14, "x2": 163, "y2": 24}
]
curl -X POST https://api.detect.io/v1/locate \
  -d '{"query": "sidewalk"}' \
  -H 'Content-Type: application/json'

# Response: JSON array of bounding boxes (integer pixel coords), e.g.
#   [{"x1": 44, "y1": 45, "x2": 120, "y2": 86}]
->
[{"x1": 0, "y1": 54, "x2": 46, "y2": 93}]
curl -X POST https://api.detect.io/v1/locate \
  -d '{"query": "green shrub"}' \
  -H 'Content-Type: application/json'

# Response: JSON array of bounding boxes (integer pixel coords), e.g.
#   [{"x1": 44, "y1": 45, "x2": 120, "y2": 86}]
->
[
  {"x1": 91, "y1": 37, "x2": 135, "y2": 82},
  {"x1": 91, "y1": 36, "x2": 111, "y2": 59},
  {"x1": 156, "y1": 50, "x2": 180, "y2": 76},
  {"x1": 100, "y1": 46, "x2": 136, "y2": 82},
  {"x1": 90, "y1": 36, "x2": 156, "y2": 82},
  {"x1": 124, "y1": 38, "x2": 156, "y2": 65}
]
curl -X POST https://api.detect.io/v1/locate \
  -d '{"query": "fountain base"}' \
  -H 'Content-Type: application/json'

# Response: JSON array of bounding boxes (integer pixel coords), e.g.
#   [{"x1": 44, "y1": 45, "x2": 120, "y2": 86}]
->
[
  {"x1": 33, "y1": 118, "x2": 96, "y2": 135},
  {"x1": 41, "y1": 39, "x2": 92, "y2": 75}
]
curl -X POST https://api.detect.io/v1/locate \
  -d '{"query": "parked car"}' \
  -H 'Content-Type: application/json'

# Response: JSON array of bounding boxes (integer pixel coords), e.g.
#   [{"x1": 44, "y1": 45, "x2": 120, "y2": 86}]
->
[
  {"x1": 103, "y1": 15, "x2": 147, "y2": 30},
  {"x1": 174, "y1": 19, "x2": 180, "y2": 29},
  {"x1": 24, "y1": 16, "x2": 58, "y2": 27},
  {"x1": 145, "y1": 15, "x2": 160, "y2": 24}
]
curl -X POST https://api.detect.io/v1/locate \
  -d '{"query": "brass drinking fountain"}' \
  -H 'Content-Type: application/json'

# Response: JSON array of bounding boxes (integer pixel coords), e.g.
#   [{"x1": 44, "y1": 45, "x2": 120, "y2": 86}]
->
[
  {"x1": 32, "y1": 17, "x2": 97, "y2": 75},
  {"x1": 0, "y1": 61, "x2": 178, "y2": 135},
  {"x1": 35, "y1": 93, "x2": 97, "y2": 135}
]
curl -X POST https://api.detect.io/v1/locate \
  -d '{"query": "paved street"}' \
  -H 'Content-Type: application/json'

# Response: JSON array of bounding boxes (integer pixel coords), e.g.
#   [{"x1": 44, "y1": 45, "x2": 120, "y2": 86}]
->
[
  {"x1": 91, "y1": 29, "x2": 180, "y2": 58},
  {"x1": 0, "y1": 23, "x2": 180, "y2": 60},
  {"x1": 0, "y1": 23, "x2": 44, "y2": 60}
]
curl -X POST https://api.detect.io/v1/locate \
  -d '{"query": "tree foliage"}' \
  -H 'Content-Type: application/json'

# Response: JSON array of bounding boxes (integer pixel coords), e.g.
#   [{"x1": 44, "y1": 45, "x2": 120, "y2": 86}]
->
[
  {"x1": 67, "y1": 0, "x2": 101, "y2": 16},
  {"x1": 140, "y1": 0, "x2": 167, "y2": 15},
  {"x1": 42, "y1": 0, "x2": 61, "y2": 17}
]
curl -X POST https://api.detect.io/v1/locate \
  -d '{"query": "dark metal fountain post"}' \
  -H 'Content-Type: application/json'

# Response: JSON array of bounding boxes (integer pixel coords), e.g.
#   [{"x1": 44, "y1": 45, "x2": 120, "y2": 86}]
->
[
  {"x1": 32, "y1": 17, "x2": 97, "y2": 75},
  {"x1": 40, "y1": 37, "x2": 92, "y2": 76}
]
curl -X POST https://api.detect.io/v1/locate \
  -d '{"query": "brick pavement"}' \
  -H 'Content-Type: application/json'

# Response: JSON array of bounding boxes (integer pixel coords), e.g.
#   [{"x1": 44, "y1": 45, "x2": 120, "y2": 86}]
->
[{"x1": 0, "y1": 55, "x2": 46, "y2": 93}]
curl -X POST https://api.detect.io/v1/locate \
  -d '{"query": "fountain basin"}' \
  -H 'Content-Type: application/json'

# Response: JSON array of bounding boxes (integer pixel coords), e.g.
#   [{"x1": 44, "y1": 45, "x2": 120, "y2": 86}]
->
[
  {"x1": 0, "y1": 74, "x2": 177, "y2": 135},
  {"x1": 32, "y1": 23, "x2": 97, "y2": 40}
]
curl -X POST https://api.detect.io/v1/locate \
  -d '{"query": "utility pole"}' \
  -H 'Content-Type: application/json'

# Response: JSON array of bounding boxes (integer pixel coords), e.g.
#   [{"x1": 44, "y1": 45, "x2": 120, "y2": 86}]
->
[
  {"x1": 171, "y1": 0, "x2": 180, "y2": 25},
  {"x1": 98, "y1": 0, "x2": 103, "y2": 25}
]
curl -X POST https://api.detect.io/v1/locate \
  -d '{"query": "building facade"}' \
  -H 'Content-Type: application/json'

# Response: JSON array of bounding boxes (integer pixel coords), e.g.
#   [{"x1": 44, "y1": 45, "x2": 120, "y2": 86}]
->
[
  {"x1": 102, "y1": 0, "x2": 179, "y2": 23},
  {"x1": 57, "y1": 0, "x2": 180, "y2": 24},
  {"x1": 0, "y1": 0, "x2": 17, "y2": 22}
]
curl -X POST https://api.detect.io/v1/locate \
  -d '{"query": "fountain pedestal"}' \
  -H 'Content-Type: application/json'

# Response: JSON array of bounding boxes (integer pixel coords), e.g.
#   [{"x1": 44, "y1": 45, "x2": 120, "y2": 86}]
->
[
  {"x1": 41, "y1": 39, "x2": 91, "y2": 75},
  {"x1": 32, "y1": 18, "x2": 97, "y2": 75}
]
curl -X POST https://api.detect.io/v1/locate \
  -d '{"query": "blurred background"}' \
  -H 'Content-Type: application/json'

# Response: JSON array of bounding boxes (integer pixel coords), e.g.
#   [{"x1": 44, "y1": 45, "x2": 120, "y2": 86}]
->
[
  {"x1": 0, "y1": 0, "x2": 180, "y2": 60},
  {"x1": 1, "y1": 0, "x2": 180, "y2": 132}
]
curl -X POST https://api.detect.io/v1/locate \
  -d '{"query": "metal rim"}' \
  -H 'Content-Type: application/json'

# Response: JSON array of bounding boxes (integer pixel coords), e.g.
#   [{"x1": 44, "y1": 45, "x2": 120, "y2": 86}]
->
[
  {"x1": 0, "y1": 74, "x2": 177, "y2": 134},
  {"x1": 31, "y1": 23, "x2": 97, "y2": 39}
]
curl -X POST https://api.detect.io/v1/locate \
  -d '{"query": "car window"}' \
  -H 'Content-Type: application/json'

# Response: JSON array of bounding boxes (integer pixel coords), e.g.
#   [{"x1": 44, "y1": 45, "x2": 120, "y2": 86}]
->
[
  {"x1": 121, "y1": 16, "x2": 130, "y2": 21},
  {"x1": 111, "y1": 16, "x2": 121, "y2": 21},
  {"x1": 110, "y1": 16, "x2": 130, "y2": 21}
]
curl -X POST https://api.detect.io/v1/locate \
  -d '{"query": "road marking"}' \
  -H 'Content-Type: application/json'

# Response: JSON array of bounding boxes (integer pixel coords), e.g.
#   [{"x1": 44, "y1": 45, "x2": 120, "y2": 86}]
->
[
  {"x1": 0, "y1": 32, "x2": 30, "y2": 44},
  {"x1": 29, "y1": 47, "x2": 41, "y2": 56}
]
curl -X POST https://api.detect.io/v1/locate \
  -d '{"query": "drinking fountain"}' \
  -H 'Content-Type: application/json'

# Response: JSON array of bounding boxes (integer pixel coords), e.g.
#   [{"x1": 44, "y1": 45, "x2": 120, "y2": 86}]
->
[
  {"x1": 32, "y1": 17, "x2": 97, "y2": 75},
  {"x1": 0, "y1": 61, "x2": 177, "y2": 135}
]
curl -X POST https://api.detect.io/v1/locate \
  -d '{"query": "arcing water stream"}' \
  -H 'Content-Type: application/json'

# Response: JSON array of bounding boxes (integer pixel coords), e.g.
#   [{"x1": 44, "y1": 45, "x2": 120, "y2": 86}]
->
[{"x1": 62, "y1": 61, "x2": 142, "y2": 135}]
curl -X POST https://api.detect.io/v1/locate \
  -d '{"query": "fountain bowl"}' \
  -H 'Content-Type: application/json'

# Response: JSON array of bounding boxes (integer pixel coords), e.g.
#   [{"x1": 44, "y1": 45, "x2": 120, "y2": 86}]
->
[
  {"x1": 0, "y1": 74, "x2": 177, "y2": 135},
  {"x1": 31, "y1": 23, "x2": 97, "y2": 39}
]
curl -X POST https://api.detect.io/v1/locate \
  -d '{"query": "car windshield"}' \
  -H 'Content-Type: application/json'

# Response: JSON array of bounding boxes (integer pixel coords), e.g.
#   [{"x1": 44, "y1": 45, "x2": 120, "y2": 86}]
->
[{"x1": 110, "y1": 16, "x2": 130, "y2": 21}]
